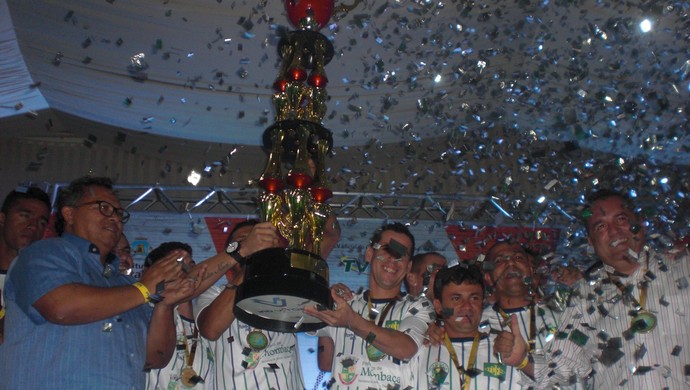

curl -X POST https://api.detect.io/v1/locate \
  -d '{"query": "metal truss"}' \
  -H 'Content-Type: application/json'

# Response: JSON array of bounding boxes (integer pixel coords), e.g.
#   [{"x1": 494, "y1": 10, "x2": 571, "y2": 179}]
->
[{"x1": 50, "y1": 184, "x2": 581, "y2": 227}]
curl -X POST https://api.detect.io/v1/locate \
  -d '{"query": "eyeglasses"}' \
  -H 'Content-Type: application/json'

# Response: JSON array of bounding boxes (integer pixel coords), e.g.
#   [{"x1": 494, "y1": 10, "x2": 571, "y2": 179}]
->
[
  {"x1": 76, "y1": 200, "x2": 130, "y2": 223},
  {"x1": 372, "y1": 242, "x2": 410, "y2": 262}
]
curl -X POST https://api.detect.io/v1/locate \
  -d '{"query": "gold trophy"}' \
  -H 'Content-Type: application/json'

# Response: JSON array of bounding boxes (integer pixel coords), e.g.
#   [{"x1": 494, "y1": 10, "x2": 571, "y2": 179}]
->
[{"x1": 233, "y1": 0, "x2": 335, "y2": 332}]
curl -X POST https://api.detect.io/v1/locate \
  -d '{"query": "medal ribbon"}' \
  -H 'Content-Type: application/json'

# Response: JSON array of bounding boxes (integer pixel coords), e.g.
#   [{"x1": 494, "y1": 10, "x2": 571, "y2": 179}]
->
[
  {"x1": 442, "y1": 331, "x2": 481, "y2": 390},
  {"x1": 498, "y1": 301, "x2": 536, "y2": 353},
  {"x1": 364, "y1": 292, "x2": 398, "y2": 361},
  {"x1": 181, "y1": 320, "x2": 199, "y2": 368},
  {"x1": 366, "y1": 292, "x2": 397, "y2": 327},
  {"x1": 607, "y1": 252, "x2": 650, "y2": 312}
]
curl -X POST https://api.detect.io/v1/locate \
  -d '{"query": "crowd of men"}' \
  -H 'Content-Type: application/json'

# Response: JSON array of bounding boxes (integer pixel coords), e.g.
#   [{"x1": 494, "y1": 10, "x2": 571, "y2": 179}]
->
[{"x1": 0, "y1": 175, "x2": 687, "y2": 389}]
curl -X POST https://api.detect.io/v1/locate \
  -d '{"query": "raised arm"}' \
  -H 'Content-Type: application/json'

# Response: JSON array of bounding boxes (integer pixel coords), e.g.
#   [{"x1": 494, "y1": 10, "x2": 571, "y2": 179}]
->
[
  {"x1": 196, "y1": 266, "x2": 244, "y2": 340},
  {"x1": 305, "y1": 289, "x2": 422, "y2": 360},
  {"x1": 188, "y1": 222, "x2": 283, "y2": 296},
  {"x1": 34, "y1": 251, "x2": 186, "y2": 324},
  {"x1": 145, "y1": 273, "x2": 202, "y2": 369}
]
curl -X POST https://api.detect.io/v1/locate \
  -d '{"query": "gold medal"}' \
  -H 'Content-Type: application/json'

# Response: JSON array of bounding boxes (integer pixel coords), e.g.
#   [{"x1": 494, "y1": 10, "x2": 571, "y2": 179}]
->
[
  {"x1": 246, "y1": 330, "x2": 269, "y2": 350},
  {"x1": 180, "y1": 367, "x2": 203, "y2": 388},
  {"x1": 631, "y1": 310, "x2": 657, "y2": 333}
]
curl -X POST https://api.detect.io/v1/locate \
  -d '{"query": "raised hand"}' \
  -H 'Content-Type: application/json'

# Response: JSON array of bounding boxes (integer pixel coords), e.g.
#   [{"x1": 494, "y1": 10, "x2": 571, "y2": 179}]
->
[
  {"x1": 239, "y1": 222, "x2": 285, "y2": 257},
  {"x1": 157, "y1": 265, "x2": 206, "y2": 307},
  {"x1": 139, "y1": 250, "x2": 188, "y2": 294},
  {"x1": 331, "y1": 283, "x2": 354, "y2": 301},
  {"x1": 425, "y1": 321, "x2": 446, "y2": 346},
  {"x1": 304, "y1": 287, "x2": 355, "y2": 328},
  {"x1": 493, "y1": 314, "x2": 529, "y2": 367}
]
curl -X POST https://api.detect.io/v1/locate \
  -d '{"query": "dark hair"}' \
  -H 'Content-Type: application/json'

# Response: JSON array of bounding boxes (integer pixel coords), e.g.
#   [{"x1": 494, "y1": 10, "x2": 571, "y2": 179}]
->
[
  {"x1": 583, "y1": 189, "x2": 633, "y2": 234},
  {"x1": 369, "y1": 222, "x2": 415, "y2": 257},
  {"x1": 225, "y1": 219, "x2": 259, "y2": 247},
  {"x1": 1, "y1": 186, "x2": 51, "y2": 214},
  {"x1": 55, "y1": 176, "x2": 115, "y2": 236},
  {"x1": 410, "y1": 251, "x2": 444, "y2": 274},
  {"x1": 433, "y1": 263, "x2": 484, "y2": 300},
  {"x1": 485, "y1": 240, "x2": 537, "y2": 263},
  {"x1": 145, "y1": 241, "x2": 193, "y2": 267}
]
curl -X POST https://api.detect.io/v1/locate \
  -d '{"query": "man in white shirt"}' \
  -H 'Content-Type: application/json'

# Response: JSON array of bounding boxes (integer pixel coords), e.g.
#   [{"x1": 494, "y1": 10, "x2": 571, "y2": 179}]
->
[
  {"x1": 537, "y1": 189, "x2": 690, "y2": 388},
  {"x1": 305, "y1": 222, "x2": 434, "y2": 389},
  {"x1": 194, "y1": 220, "x2": 305, "y2": 389}
]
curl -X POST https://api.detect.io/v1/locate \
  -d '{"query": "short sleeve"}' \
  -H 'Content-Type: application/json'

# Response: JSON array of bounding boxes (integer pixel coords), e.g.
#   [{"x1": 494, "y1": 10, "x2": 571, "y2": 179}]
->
[
  {"x1": 399, "y1": 297, "x2": 434, "y2": 352},
  {"x1": 193, "y1": 284, "x2": 222, "y2": 323},
  {"x1": 9, "y1": 240, "x2": 85, "y2": 324}
]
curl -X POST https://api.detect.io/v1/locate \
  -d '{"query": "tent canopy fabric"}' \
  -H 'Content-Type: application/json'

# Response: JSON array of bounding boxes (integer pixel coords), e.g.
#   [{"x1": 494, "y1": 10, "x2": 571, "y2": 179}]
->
[{"x1": 2, "y1": 0, "x2": 688, "y2": 162}]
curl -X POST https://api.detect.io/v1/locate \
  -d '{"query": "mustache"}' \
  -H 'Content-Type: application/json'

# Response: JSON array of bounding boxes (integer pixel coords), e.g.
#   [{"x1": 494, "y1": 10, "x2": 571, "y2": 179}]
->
[{"x1": 495, "y1": 268, "x2": 527, "y2": 283}]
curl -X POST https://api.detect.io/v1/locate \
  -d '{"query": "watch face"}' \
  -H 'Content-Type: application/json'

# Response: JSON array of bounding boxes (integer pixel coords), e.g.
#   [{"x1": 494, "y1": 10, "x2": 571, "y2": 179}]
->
[{"x1": 226, "y1": 241, "x2": 239, "y2": 253}]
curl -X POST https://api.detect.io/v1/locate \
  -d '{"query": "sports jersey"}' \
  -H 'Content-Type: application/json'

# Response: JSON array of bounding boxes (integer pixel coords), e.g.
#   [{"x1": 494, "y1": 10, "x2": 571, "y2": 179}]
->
[
  {"x1": 482, "y1": 300, "x2": 564, "y2": 388},
  {"x1": 412, "y1": 332, "x2": 512, "y2": 389},
  {"x1": 316, "y1": 291, "x2": 434, "y2": 389},
  {"x1": 538, "y1": 248, "x2": 690, "y2": 389},
  {"x1": 194, "y1": 285, "x2": 304, "y2": 390},
  {"x1": 146, "y1": 310, "x2": 208, "y2": 390}
]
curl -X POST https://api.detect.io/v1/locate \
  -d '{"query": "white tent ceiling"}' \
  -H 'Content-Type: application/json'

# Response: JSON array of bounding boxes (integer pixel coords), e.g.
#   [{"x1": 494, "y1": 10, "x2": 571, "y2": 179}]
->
[
  {"x1": 3, "y1": 0, "x2": 689, "y2": 155},
  {"x1": 1, "y1": 0, "x2": 689, "y2": 235}
]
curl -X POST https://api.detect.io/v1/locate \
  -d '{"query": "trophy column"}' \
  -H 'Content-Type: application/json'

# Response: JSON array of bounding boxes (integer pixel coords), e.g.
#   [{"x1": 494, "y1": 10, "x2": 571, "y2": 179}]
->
[{"x1": 233, "y1": 0, "x2": 336, "y2": 333}]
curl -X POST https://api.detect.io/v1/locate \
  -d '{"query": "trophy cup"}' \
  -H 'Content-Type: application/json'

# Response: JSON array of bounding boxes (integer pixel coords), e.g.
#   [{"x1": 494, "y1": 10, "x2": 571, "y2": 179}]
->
[{"x1": 233, "y1": 0, "x2": 335, "y2": 332}]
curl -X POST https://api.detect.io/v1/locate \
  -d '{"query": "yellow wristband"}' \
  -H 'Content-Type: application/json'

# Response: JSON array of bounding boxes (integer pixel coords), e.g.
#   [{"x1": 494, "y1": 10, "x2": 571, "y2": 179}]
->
[
  {"x1": 0, "y1": 307, "x2": 5, "y2": 319},
  {"x1": 132, "y1": 282, "x2": 151, "y2": 303},
  {"x1": 516, "y1": 354, "x2": 530, "y2": 370}
]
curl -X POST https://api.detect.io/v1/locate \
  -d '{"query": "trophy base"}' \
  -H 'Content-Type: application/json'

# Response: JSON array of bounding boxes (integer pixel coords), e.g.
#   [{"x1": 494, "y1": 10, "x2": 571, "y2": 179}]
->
[{"x1": 234, "y1": 247, "x2": 331, "y2": 333}]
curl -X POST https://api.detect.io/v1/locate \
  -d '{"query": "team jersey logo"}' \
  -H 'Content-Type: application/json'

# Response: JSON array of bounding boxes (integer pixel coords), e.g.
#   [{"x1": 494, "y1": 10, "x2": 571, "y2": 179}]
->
[
  {"x1": 427, "y1": 361, "x2": 449, "y2": 388},
  {"x1": 337, "y1": 357, "x2": 358, "y2": 385},
  {"x1": 484, "y1": 362, "x2": 506, "y2": 381},
  {"x1": 384, "y1": 320, "x2": 400, "y2": 330}
]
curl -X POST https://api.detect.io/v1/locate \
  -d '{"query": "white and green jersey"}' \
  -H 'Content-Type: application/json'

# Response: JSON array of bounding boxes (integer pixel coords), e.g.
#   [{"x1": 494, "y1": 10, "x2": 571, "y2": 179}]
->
[
  {"x1": 146, "y1": 309, "x2": 210, "y2": 390},
  {"x1": 316, "y1": 291, "x2": 434, "y2": 390},
  {"x1": 482, "y1": 301, "x2": 564, "y2": 388},
  {"x1": 194, "y1": 285, "x2": 304, "y2": 390},
  {"x1": 412, "y1": 333, "x2": 512, "y2": 390}
]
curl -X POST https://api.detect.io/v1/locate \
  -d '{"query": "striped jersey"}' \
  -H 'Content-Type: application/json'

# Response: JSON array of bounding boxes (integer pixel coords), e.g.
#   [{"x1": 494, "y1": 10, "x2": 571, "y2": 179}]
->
[
  {"x1": 538, "y1": 249, "x2": 690, "y2": 389},
  {"x1": 412, "y1": 333, "x2": 512, "y2": 389},
  {"x1": 146, "y1": 310, "x2": 209, "y2": 390},
  {"x1": 316, "y1": 291, "x2": 434, "y2": 390},
  {"x1": 482, "y1": 300, "x2": 563, "y2": 388},
  {"x1": 195, "y1": 285, "x2": 304, "y2": 390}
]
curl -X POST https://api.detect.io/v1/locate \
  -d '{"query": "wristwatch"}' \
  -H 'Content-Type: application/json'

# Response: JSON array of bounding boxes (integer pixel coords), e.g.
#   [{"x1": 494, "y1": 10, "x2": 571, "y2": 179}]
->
[{"x1": 225, "y1": 241, "x2": 246, "y2": 266}]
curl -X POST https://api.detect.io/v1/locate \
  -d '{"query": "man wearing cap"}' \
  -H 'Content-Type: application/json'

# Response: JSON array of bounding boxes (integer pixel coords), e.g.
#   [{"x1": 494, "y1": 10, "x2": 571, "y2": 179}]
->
[{"x1": 305, "y1": 222, "x2": 434, "y2": 389}]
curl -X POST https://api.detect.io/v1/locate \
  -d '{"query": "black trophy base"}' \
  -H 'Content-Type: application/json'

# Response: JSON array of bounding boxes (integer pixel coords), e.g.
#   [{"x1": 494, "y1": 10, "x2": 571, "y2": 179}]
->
[{"x1": 234, "y1": 247, "x2": 331, "y2": 333}]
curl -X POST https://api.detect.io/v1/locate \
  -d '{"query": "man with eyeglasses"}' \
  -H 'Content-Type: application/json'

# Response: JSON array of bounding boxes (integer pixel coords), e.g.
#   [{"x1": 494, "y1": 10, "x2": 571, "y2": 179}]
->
[
  {"x1": 404, "y1": 252, "x2": 447, "y2": 299},
  {"x1": 0, "y1": 176, "x2": 201, "y2": 389},
  {"x1": 305, "y1": 222, "x2": 434, "y2": 389},
  {"x1": 0, "y1": 186, "x2": 51, "y2": 344}
]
